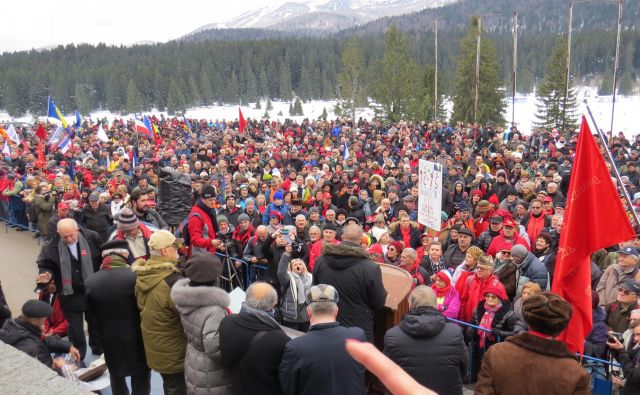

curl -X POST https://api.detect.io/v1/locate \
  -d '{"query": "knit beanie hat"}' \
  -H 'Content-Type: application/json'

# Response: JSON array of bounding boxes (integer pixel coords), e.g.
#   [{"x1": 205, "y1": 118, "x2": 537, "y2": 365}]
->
[
  {"x1": 273, "y1": 190, "x2": 284, "y2": 201},
  {"x1": 185, "y1": 252, "x2": 223, "y2": 286},
  {"x1": 522, "y1": 292, "x2": 573, "y2": 336},
  {"x1": 217, "y1": 215, "x2": 229, "y2": 225},
  {"x1": 483, "y1": 281, "x2": 508, "y2": 301},
  {"x1": 238, "y1": 213, "x2": 250, "y2": 223},
  {"x1": 389, "y1": 240, "x2": 404, "y2": 254},
  {"x1": 117, "y1": 208, "x2": 139, "y2": 232}
]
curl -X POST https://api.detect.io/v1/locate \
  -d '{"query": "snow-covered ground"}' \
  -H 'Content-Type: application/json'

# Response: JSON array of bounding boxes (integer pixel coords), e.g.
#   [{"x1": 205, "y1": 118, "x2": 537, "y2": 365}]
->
[{"x1": 1, "y1": 86, "x2": 637, "y2": 138}]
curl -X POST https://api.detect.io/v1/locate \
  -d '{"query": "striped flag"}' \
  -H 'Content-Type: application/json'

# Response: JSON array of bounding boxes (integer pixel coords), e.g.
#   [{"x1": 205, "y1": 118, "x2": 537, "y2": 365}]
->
[
  {"x1": 5, "y1": 124, "x2": 20, "y2": 144},
  {"x1": 47, "y1": 97, "x2": 68, "y2": 129},
  {"x1": 134, "y1": 119, "x2": 152, "y2": 138},
  {"x1": 58, "y1": 137, "x2": 72, "y2": 154}
]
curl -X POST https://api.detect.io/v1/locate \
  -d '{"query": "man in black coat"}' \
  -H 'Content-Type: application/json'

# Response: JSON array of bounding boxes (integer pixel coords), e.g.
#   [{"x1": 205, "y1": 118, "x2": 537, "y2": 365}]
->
[
  {"x1": 313, "y1": 224, "x2": 387, "y2": 342},
  {"x1": 36, "y1": 218, "x2": 103, "y2": 360},
  {"x1": 219, "y1": 282, "x2": 290, "y2": 395},
  {"x1": 81, "y1": 192, "x2": 113, "y2": 244},
  {"x1": 85, "y1": 240, "x2": 150, "y2": 395},
  {"x1": 384, "y1": 286, "x2": 468, "y2": 395},
  {"x1": 279, "y1": 285, "x2": 366, "y2": 395},
  {"x1": 0, "y1": 300, "x2": 80, "y2": 367}
]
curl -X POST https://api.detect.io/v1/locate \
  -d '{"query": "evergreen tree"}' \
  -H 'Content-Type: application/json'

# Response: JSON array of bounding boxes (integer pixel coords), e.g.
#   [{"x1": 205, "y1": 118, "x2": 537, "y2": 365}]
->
[
  {"x1": 74, "y1": 82, "x2": 92, "y2": 115},
  {"x1": 288, "y1": 103, "x2": 294, "y2": 116},
  {"x1": 334, "y1": 102, "x2": 343, "y2": 116},
  {"x1": 421, "y1": 64, "x2": 446, "y2": 121},
  {"x1": 266, "y1": 98, "x2": 273, "y2": 111},
  {"x1": 167, "y1": 78, "x2": 187, "y2": 115},
  {"x1": 618, "y1": 72, "x2": 635, "y2": 96},
  {"x1": 534, "y1": 38, "x2": 578, "y2": 131},
  {"x1": 263, "y1": 109, "x2": 270, "y2": 119},
  {"x1": 598, "y1": 71, "x2": 613, "y2": 95},
  {"x1": 299, "y1": 66, "x2": 313, "y2": 102},
  {"x1": 125, "y1": 79, "x2": 143, "y2": 114},
  {"x1": 293, "y1": 97, "x2": 304, "y2": 116},
  {"x1": 187, "y1": 75, "x2": 201, "y2": 107},
  {"x1": 3, "y1": 69, "x2": 24, "y2": 117},
  {"x1": 255, "y1": 98, "x2": 262, "y2": 109},
  {"x1": 371, "y1": 25, "x2": 421, "y2": 123},
  {"x1": 338, "y1": 36, "x2": 368, "y2": 122},
  {"x1": 199, "y1": 69, "x2": 214, "y2": 106},
  {"x1": 258, "y1": 68, "x2": 269, "y2": 99},
  {"x1": 321, "y1": 107, "x2": 328, "y2": 120},
  {"x1": 106, "y1": 73, "x2": 124, "y2": 113},
  {"x1": 279, "y1": 64, "x2": 293, "y2": 101},
  {"x1": 225, "y1": 72, "x2": 239, "y2": 104},
  {"x1": 517, "y1": 69, "x2": 535, "y2": 95},
  {"x1": 451, "y1": 17, "x2": 505, "y2": 125}
]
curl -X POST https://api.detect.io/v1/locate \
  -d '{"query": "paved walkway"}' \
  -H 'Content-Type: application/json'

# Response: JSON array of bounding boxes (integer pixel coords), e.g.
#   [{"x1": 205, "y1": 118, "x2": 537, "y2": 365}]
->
[{"x1": 0, "y1": 226, "x2": 41, "y2": 314}]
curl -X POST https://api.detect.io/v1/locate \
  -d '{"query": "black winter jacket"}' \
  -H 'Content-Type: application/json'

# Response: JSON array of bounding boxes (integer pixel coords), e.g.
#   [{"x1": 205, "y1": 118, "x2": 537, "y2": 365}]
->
[
  {"x1": 0, "y1": 318, "x2": 71, "y2": 366},
  {"x1": 313, "y1": 242, "x2": 387, "y2": 341},
  {"x1": 81, "y1": 204, "x2": 113, "y2": 243},
  {"x1": 384, "y1": 307, "x2": 468, "y2": 395}
]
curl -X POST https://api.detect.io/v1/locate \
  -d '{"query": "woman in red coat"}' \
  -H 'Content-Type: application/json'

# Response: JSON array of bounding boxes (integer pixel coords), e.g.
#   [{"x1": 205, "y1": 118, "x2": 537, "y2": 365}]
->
[{"x1": 458, "y1": 256, "x2": 502, "y2": 322}]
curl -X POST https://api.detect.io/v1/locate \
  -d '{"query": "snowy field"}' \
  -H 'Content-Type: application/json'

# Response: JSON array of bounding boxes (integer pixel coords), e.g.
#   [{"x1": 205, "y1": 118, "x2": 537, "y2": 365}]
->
[{"x1": 1, "y1": 87, "x2": 638, "y2": 138}]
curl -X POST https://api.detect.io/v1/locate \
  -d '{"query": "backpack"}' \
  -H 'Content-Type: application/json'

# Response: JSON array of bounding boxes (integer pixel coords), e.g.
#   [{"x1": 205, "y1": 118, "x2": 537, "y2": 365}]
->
[{"x1": 175, "y1": 212, "x2": 206, "y2": 246}]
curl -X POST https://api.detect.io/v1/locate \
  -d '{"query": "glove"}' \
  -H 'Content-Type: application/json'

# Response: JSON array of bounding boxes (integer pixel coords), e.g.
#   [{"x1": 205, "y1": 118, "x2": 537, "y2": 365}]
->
[{"x1": 491, "y1": 328, "x2": 502, "y2": 337}]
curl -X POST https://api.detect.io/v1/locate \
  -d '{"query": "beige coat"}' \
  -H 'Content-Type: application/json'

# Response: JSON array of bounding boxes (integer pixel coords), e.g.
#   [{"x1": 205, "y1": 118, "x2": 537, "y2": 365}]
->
[{"x1": 596, "y1": 264, "x2": 640, "y2": 306}]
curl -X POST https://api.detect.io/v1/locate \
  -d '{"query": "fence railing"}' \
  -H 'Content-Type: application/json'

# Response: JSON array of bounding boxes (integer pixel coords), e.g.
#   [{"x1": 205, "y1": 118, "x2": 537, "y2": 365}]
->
[{"x1": 0, "y1": 195, "x2": 36, "y2": 232}]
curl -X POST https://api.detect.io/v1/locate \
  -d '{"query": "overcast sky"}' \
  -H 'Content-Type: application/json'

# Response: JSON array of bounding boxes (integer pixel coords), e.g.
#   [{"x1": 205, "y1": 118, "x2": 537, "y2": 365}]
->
[{"x1": 1, "y1": 0, "x2": 273, "y2": 53}]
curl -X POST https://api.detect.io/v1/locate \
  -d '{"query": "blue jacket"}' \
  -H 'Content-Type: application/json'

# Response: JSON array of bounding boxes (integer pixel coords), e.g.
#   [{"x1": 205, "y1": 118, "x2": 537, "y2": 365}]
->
[{"x1": 278, "y1": 322, "x2": 366, "y2": 395}]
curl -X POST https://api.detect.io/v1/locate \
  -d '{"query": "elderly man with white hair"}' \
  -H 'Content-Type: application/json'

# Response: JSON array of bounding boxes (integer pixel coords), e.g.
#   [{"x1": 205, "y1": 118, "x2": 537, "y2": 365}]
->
[{"x1": 36, "y1": 218, "x2": 103, "y2": 361}]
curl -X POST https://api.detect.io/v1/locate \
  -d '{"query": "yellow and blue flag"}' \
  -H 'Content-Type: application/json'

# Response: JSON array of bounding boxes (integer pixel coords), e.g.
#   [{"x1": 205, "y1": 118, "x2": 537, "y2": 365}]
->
[{"x1": 47, "y1": 97, "x2": 68, "y2": 129}]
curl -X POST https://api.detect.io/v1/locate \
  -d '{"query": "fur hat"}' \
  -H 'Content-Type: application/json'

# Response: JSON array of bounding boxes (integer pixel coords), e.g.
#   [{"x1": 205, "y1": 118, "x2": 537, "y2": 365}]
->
[
  {"x1": 185, "y1": 252, "x2": 223, "y2": 285},
  {"x1": 522, "y1": 292, "x2": 573, "y2": 336}
]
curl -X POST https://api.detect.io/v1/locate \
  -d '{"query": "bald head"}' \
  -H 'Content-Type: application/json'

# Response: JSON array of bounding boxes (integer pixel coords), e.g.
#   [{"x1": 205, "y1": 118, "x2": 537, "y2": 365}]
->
[
  {"x1": 57, "y1": 218, "x2": 79, "y2": 245},
  {"x1": 342, "y1": 224, "x2": 363, "y2": 244},
  {"x1": 256, "y1": 225, "x2": 268, "y2": 241},
  {"x1": 245, "y1": 282, "x2": 278, "y2": 311}
]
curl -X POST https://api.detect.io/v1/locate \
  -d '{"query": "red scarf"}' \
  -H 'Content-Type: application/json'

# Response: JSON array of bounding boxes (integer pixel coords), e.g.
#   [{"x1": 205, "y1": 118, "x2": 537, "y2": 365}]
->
[
  {"x1": 232, "y1": 224, "x2": 255, "y2": 245},
  {"x1": 478, "y1": 302, "x2": 502, "y2": 348},
  {"x1": 400, "y1": 225, "x2": 411, "y2": 248},
  {"x1": 431, "y1": 272, "x2": 452, "y2": 297}
]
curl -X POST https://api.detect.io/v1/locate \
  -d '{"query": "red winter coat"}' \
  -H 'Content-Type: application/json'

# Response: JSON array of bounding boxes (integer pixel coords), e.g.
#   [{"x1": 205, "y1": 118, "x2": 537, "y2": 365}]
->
[
  {"x1": 187, "y1": 204, "x2": 218, "y2": 256},
  {"x1": 486, "y1": 233, "x2": 530, "y2": 257},
  {"x1": 459, "y1": 274, "x2": 501, "y2": 322},
  {"x1": 39, "y1": 293, "x2": 68, "y2": 337}
]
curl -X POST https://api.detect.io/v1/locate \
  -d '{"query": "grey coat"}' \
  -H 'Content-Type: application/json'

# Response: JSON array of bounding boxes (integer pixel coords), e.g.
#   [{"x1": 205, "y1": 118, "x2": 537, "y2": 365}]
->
[{"x1": 171, "y1": 278, "x2": 231, "y2": 395}]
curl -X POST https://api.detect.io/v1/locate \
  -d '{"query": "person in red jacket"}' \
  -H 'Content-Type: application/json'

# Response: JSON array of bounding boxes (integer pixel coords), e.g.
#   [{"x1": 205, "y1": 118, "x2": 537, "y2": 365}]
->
[
  {"x1": 486, "y1": 218, "x2": 530, "y2": 257},
  {"x1": 187, "y1": 185, "x2": 220, "y2": 256},
  {"x1": 521, "y1": 199, "x2": 551, "y2": 243},
  {"x1": 458, "y1": 256, "x2": 502, "y2": 322},
  {"x1": 308, "y1": 223, "x2": 340, "y2": 271},
  {"x1": 35, "y1": 278, "x2": 68, "y2": 338}
]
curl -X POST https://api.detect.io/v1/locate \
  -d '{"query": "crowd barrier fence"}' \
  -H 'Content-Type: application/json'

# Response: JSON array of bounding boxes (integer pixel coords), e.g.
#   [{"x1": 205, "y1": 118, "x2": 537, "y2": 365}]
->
[{"x1": 0, "y1": 195, "x2": 35, "y2": 232}]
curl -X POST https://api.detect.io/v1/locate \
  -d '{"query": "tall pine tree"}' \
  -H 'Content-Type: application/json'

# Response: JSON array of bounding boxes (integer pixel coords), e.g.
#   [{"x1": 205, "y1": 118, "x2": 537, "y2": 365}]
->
[
  {"x1": 421, "y1": 64, "x2": 446, "y2": 121},
  {"x1": 167, "y1": 78, "x2": 187, "y2": 115},
  {"x1": 125, "y1": 79, "x2": 143, "y2": 114},
  {"x1": 371, "y1": 25, "x2": 421, "y2": 123},
  {"x1": 338, "y1": 36, "x2": 368, "y2": 121},
  {"x1": 534, "y1": 38, "x2": 578, "y2": 131},
  {"x1": 451, "y1": 17, "x2": 505, "y2": 125}
]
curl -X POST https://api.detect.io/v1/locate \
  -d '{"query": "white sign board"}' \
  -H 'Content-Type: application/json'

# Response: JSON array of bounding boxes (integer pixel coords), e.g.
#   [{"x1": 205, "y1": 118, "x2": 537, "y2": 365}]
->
[{"x1": 418, "y1": 159, "x2": 443, "y2": 231}]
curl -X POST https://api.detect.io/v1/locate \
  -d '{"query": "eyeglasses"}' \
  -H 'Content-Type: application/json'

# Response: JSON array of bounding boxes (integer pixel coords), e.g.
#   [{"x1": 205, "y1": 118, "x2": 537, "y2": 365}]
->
[
  {"x1": 618, "y1": 288, "x2": 636, "y2": 296},
  {"x1": 485, "y1": 294, "x2": 500, "y2": 300}
]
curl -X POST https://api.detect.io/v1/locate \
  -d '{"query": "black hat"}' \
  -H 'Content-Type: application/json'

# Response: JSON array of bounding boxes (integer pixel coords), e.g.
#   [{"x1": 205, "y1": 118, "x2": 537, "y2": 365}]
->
[
  {"x1": 619, "y1": 246, "x2": 639, "y2": 258},
  {"x1": 101, "y1": 239, "x2": 130, "y2": 257},
  {"x1": 201, "y1": 185, "x2": 215, "y2": 199},
  {"x1": 185, "y1": 252, "x2": 223, "y2": 285},
  {"x1": 619, "y1": 279, "x2": 640, "y2": 294},
  {"x1": 22, "y1": 299, "x2": 53, "y2": 318},
  {"x1": 323, "y1": 223, "x2": 338, "y2": 232},
  {"x1": 344, "y1": 217, "x2": 360, "y2": 225},
  {"x1": 457, "y1": 227, "x2": 474, "y2": 237}
]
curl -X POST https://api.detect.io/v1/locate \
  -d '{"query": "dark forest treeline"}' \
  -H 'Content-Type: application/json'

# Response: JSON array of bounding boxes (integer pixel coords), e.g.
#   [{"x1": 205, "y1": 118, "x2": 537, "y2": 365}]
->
[{"x1": 1, "y1": 27, "x2": 638, "y2": 117}]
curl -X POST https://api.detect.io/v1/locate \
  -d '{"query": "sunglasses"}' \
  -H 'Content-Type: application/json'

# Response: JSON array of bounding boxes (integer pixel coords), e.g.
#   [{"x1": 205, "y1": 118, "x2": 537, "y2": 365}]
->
[
  {"x1": 388, "y1": 247, "x2": 396, "y2": 251},
  {"x1": 501, "y1": 251, "x2": 511, "y2": 256},
  {"x1": 618, "y1": 288, "x2": 637, "y2": 296}
]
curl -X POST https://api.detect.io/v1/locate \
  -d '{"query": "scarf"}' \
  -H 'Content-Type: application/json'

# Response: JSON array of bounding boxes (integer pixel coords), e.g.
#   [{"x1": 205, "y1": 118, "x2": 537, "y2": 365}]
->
[
  {"x1": 432, "y1": 272, "x2": 452, "y2": 297},
  {"x1": 240, "y1": 302, "x2": 281, "y2": 329},
  {"x1": 232, "y1": 224, "x2": 255, "y2": 245},
  {"x1": 99, "y1": 254, "x2": 129, "y2": 270},
  {"x1": 197, "y1": 199, "x2": 219, "y2": 232},
  {"x1": 615, "y1": 264, "x2": 637, "y2": 277},
  {"x1": 400, "y1": 225, "x2": 411, "y2": 248},
  {"x1": 288, "y1": 271, "x2": 313, "y2": 304},
  {"x1": 478, "y1": 302, "x2": 502, "y2": 348},
  {"x1": 59, "y1": 232, "x2": 94, "y2": 296}
]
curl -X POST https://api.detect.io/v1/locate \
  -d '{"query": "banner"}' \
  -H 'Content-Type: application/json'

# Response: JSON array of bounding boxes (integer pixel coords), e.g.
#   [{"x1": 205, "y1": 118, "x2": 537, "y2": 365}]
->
[{"x1": 417, "y1": 159, "x2": 443, "y2": 231}]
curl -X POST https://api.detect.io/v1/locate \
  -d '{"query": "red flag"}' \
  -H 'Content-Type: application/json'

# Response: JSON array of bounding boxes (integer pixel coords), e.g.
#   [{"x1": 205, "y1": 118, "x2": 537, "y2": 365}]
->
[
  {"x1": 35, "y1": 124, "x2": 47, "y2": 140},
  {"x1": 238, "y1": 108, "x2": 247, "y2": 133},
  {"x1": 36, "y1": 141, "x2": 45, "y2": 169},
  {"x1": 552, "y1": 116, "x2": 635, "y2": 354}
]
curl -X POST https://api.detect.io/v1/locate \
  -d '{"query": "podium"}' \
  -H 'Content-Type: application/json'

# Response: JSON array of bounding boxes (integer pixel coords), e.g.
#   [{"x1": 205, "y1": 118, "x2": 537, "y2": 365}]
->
[{"x1": 373, "y1": 264, "x2": 414, "y2": 349}]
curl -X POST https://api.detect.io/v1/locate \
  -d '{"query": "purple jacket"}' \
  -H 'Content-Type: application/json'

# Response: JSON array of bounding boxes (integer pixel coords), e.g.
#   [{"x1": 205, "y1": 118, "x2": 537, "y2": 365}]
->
[{"x1": 435, "y1": 287, "x2": 461, "y2": 319}]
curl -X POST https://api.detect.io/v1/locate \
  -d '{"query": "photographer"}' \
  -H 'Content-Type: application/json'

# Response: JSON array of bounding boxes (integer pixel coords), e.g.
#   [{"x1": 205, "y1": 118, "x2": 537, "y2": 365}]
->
[
  {"x1": 607, "y1": 327, "x2": 640, "y2": 394},
  {"x1": 32, "y1": 185, "x2": 56, "y2": 240}
]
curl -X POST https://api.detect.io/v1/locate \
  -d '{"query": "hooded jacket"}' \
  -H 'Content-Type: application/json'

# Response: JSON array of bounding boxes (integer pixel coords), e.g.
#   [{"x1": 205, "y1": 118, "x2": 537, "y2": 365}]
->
[
  {"x1": 384, "y1": 307, "x2": 468, "y2": 395},
  {"x1": 0, "y1": 318, "x2": 71, "y2": 366},
  {"x1": 132, "y1": 256, "x2": 186, "y2": 374},
  {"x1": 171, "y1": 279, "x2": 231, "y2": 395},
  {"x1": 313, "y1": 242, "x2": 387, "y2": 341},
  {"x1": 515, "y1": 253, "x2": 549, "y2": 295}
]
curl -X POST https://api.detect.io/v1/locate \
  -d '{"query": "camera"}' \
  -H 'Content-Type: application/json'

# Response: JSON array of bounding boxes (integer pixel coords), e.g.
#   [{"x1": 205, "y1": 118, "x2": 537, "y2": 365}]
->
[{"x1": 607, "y1": 332, "x2": 624, "y2": 343}]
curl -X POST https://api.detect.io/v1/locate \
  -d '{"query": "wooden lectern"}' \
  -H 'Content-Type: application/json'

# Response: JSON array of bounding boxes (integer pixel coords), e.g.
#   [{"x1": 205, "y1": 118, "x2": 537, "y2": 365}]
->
[{"x1": 373, "y1": 264, "x2": 414, "y2": 349}]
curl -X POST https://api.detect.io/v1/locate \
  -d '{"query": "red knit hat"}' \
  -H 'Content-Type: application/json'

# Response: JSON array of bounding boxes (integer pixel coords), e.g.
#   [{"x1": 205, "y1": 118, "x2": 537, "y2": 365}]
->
[
  {"x1": 488, "y1": 195, "x2": 499, "y2": 206},
  {"x1": 389, "y1": 240, "x2": 404, "y2": 254},
  {"x1": 484, "y1": 281, "x2": 508, "y2": 301},
  {"x1": 435, "y1": 270, "x2": 451, "y2": 286}
]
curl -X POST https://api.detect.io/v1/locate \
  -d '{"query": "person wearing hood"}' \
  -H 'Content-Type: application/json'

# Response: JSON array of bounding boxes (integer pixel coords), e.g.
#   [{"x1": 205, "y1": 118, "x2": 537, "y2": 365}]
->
[
  {"x1": 171, "y1": 252, "x2": 231, "y2": 395},
  {"x1": 384, "y1": 286, "x2": 468, "y2": 395},
  {"x1": 132, "y1": 230, "x2": 187, "y2": 395},
  {"x1": 219, "y1": 282, "x2": 290, "y2": 395},
  {"x1": 262, "y1": 190, "x2": 288, "y2": 225},
  {"x1": 85, "y1": 240, "x2": 150, "y2": 395},
  {"x1": 510, "y1": 244, "x2": 549, "y2": 297},
  {"x1": 218, "y1": 194, "x2": 242, "y2": 227},
  {"x1": 313, "y1": 224, "x2": 387, "y2": 342},
  {"x1": 432, "y1": 271, "x2": 461, "y2": 319},
  {"x1": 215, "y1": 215, "x2": 238, "y2": 258},
  {"x1": 390, "y1": 213, "x2": 422, "y2": 249},
  {"x1": 347, "y1": 195, "x2": 366, "y2": 225}
]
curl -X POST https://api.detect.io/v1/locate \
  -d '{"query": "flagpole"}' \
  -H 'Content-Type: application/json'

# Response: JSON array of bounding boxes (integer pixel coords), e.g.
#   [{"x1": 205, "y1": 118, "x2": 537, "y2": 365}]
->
[{"x1": 584, "y1": 100, "x2": 640, "y2": 228}]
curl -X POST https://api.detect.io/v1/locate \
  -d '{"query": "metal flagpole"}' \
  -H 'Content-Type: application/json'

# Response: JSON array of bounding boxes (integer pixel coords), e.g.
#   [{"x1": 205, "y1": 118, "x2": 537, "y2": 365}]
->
[
  {"x1": 563, "y1": 2, "x2": 574, "y2": 139},
  {"x1": 474, "y1": 16, "x2": 481, "y2": 124},
  {"x1": 434, "y1": 18, "x2": 438, "y2": 120},
  {"x1": 610, "y1": 0, "x2": 623, "y2": 140},
  {"x1": 512, "y1": 11, "x2": 518, "y2": 128},
  {"x1": 584, "y1": 100, "x2": 640, "y2": 228}
]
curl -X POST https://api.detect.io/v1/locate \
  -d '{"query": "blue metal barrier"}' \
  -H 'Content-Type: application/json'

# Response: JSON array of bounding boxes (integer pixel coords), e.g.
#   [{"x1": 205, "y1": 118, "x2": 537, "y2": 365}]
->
[{"x1": 1, "y1": 196, "x2": 35, "y2": 232}]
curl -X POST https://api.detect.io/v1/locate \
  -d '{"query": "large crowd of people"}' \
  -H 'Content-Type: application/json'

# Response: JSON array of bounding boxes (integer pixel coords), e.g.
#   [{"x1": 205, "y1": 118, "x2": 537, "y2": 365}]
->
[{"x1": 0, "y1": 115, "x2": 639, "y2": 394}]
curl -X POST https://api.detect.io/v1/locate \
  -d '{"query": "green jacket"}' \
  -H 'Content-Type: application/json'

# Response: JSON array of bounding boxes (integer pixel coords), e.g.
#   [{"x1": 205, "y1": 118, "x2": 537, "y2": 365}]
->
[
  {"x1": 32, "y1": 194, "x2": 55, "y2": 236},
  {"x1": 2, "y1": 180, "x2": 23, "y2": 197},
  {"x1": 132, "y1": 256, "x2": 186, "y2": 374}
]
